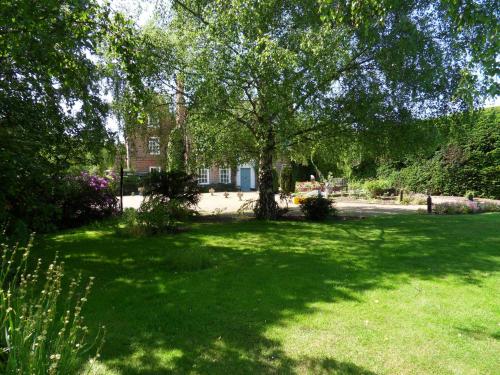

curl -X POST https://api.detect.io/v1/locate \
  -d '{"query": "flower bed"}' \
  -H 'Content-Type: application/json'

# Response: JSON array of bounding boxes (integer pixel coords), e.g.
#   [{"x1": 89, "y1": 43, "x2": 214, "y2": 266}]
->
[{"x1": 295, "y1": 181, "x2": 323, "y2": 193}]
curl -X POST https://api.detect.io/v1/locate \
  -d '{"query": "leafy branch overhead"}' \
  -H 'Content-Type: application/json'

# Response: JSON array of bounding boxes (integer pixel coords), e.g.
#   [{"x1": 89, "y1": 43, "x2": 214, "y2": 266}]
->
[{"x1": 152, "y1": 0, "x2": 496, "y2": 218}]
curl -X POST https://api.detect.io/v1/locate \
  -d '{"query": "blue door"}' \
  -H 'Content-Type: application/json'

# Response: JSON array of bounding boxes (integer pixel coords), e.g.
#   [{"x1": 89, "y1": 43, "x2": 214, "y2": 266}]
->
[{"x1": 240, "y1": 168, "x2": 251, "y2": 191}]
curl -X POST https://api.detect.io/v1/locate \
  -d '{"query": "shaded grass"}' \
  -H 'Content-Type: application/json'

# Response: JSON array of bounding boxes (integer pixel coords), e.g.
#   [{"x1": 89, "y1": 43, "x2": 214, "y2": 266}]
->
[{"x1": 36, "y1": 214, "x2": 500, "y2": 374}]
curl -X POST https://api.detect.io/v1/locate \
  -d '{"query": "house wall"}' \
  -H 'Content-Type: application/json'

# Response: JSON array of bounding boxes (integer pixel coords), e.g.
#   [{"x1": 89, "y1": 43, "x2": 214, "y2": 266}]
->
[
  {"x1": 128, "y1": 137, "x2": 163, "y2": 174},
  {"x1": 126, "y1": 113, "x2": 174, "y2": 174}
]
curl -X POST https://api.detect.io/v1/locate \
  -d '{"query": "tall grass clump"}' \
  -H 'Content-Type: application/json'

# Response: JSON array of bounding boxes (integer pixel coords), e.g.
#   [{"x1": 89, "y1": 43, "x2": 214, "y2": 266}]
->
[{"x1": 0, "y1": 234, "x2": 104, "y2": 374}]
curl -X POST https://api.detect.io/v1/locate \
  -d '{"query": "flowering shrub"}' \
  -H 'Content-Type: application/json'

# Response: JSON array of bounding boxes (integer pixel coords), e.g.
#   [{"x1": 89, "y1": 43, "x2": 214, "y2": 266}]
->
[
  {"x1": 59, "y1": 172, "x2": 118, "y2": 228},
  {"x1": 295, "y1": 181, "x2": 323, "y2": 193},
  {"x1": 432, "y1": 201, "x2": 500, "y2": 214},
  {"x1": 0, "y1": 234, "x2": 104, "y2": 374},
  {"x1": 433, "y1": 202, "x2": 473, "y2": 215},
  {"x1": 478, "y1": 202, "x2": 500, "y2": 212},
  {"x1": 300, "y1": 196, "x2": 336, "y2": 221},
  {"x1": 293, "y1": 196, "x2": 307, "y2": 205}
]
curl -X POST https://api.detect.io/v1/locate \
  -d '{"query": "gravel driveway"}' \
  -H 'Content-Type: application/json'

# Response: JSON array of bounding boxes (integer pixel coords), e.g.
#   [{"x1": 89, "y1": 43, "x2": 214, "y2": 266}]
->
[{"x1": 121, "y1": 193, "x2": 427, "y2": 216}]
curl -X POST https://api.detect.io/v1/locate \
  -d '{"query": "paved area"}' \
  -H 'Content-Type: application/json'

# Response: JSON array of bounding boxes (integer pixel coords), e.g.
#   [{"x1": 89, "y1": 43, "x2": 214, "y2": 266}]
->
[{"x1": 122, "y1": 193, "x2": 426, "y2": 216}]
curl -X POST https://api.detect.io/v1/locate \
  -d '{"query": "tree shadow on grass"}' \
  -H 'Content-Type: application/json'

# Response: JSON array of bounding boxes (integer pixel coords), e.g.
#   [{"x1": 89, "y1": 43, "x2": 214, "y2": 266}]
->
[{"x1": 37, "y1": 214, "x2": 500, "y2": 374}]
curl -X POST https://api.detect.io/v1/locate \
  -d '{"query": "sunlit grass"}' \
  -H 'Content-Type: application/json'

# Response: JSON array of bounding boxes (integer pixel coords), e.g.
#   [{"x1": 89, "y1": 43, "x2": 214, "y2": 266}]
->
[{"x1": 38, "y1": 214, "x2": 500, "y2": 374}]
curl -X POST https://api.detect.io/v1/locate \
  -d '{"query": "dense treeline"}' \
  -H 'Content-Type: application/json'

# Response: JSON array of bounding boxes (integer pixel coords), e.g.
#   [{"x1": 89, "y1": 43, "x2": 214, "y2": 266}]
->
[{"x1": 387, "y1": 108, "x2": 499, "y2": 198}]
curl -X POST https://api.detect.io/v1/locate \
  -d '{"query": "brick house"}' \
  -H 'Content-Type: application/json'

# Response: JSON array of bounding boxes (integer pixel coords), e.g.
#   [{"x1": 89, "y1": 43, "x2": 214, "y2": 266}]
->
[{"x1": 125, "y1": 114, "x2": 257, "y2": 191}]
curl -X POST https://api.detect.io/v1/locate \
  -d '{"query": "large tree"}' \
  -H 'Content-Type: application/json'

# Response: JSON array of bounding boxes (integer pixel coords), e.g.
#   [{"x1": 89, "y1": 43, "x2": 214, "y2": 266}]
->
[
  {"x1": 0, "y1": 0, "x2": 131, "y2": 230},
  {"x1": 155, "y1": 0, "x2": 497, "y2": 219}
]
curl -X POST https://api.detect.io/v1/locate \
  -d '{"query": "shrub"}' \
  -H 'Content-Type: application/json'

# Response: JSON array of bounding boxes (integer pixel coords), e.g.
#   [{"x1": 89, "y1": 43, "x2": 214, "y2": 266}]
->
[
  {"x1": 59, "y1": 172, "x2": 118, "y2": 228},
  {"x1": 142, "y1": 170, "x2": 200, "y2": 207},
  {"x1": 135, "y1": 196, "x2": 193, "y2": 235},
  {"x1": 400, "y1": 193, "x2": 427, "y2": 205},
  {"x1": 0, "y1": 235, "x2": 103, "y2": 374},
  {"x1": 300, "y1": 196, "x2": 335, "y2": 221},
  {"x1": 363, "y1": 179, "x2": 394, "y2": 198},
  {"x1": 121, "y1": 174, "x2": 142, "y2": 195},
  {"x1": 293, "y1": 196, "x2": 307, "y2": 205},
  {"x1": 280, "y1": 165, "x2": 294, "y2": 195},
  {"x1": 115, "y1": 208, "x2": 143, "y2": 237},
  {"x1": 391, "y1": 109, "x2": 500, "y2": 199},
  {"x1": 433, "y1": 202, "x2": 475, "y2": 215},
  {"x1": 432, "y1": 200, "x2": 500, "y2": 215},
  {"x1": 478, "y1": 202, "x2": 500, "y2": 212}
]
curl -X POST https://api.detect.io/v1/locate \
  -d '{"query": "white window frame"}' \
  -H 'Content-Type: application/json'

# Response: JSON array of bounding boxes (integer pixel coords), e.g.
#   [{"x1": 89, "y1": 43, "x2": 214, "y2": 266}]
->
[
  {"x1": 148, "y1": 137, "x2": 160, "y2": 155},
  {"x1": 219, "y1": 167, "x2": 231, "y2": 184},
  {"x1": 149, "y1": 166, "x2": 161, "y2": 173},
  {"x1": 147, "y1": 114, "x2": 159, "y2": 128},
  {"x1": 197, "y1": 168, "x2": 210, "y2": 185}
]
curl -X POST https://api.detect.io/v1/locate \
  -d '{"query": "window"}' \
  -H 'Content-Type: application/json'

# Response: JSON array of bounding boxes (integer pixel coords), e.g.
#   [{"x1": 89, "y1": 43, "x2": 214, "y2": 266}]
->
[
  {"x1": 219, "y1": 167, "x2": 231, "y2": 184},
  {"x1": 197, "y1": 168, "x2": 209, "y2": 185},
  {"x1": 147, "y1": 114, "x2": 159, "y2": 128},
  {"x1": 148, "y1": 137, "x2": 160, "y2": 155},
  {"x1": 149, "y1": 166, "x2": 161, "y2": 173}
]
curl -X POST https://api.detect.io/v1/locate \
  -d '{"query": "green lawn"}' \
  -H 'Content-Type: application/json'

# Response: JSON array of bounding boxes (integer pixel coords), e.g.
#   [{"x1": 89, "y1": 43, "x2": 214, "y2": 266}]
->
[{"x1": 38, "y1": 214, "x2": 500, "y2": 375}]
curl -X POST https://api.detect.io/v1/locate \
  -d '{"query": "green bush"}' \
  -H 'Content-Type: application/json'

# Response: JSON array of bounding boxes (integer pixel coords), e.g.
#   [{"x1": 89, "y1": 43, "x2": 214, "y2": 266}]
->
[
  {"x1": 432, "y1": 202, "x2": 479, "y2": 215},
  {"x1": 136, "y1": 197, "x2": 184, "y2": 235},
  {"x1": 279, "y1": 165, "x2": 294, "y2": 195},
  {"x1": 300, "y1": 196, "x2": 336, "y2": 221},
  {"x1": 121, "y1": 174, "x2": 142, "y2": 195},
  {"x1": 391, "y1": 108, "x2": 500, "y2": 199},
  {"x1": 432, "y1": 201, "x2": 500, "y2": 215},
  {"x1": 142, "y1": 170, "x2": 200, "y2": 207},
  {"x1": 0, "y1": 235, "x2": 103, "y2": 374},
  {"x1": 363, "y1": 179, "x2": 394, "y2": 198},
  {"x1": 478, "y1": 202, "x2": 500, "y2": 212},
  {"x1": 115, "y1": 208, "x2": 143, "y2": 237}
]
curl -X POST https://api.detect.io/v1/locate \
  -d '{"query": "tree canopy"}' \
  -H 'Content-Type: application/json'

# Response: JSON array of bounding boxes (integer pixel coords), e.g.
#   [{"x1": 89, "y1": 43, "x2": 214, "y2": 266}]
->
[
  {"x1": 136, "y1": 0, "x2": 496, "y2": 218},
  {"x1": 0, "y1": 0, "x2": 132, "y2": 230}
]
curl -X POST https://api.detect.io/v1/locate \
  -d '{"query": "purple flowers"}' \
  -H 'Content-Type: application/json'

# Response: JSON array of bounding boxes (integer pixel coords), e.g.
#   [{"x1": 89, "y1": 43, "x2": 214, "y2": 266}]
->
[{"x1": 79, "y1": 172, "x2": 115, "y2": 191}]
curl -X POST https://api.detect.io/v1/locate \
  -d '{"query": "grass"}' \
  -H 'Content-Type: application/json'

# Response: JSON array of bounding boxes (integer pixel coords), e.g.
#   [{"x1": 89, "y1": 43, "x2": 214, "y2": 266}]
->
[{"x1": 35, "y1": 214, "x2": 500, "y2": 374}]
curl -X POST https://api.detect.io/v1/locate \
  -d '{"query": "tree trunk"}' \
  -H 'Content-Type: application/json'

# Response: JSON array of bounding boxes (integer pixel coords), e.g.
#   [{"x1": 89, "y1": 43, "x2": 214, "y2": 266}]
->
[{"x1": 254, "y1": 129, "x2": 279, "y2": 219}]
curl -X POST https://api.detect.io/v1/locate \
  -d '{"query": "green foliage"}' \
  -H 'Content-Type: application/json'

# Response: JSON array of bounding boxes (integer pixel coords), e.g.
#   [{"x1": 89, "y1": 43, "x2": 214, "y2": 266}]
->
[
  {"x1": 299, "y1": 196, "x2": 335, "y2": 221},
  {"x1": 0, "y1": 235, "x2": 103, "y2": 374},
  {"x1": 392, "y1": 108, "x2": 500, "y2": 198},
  {"x1": 59, "y1": 173, "x2": 118, "y2": 229},
  {"x1": 433, "y1": 201, "x2": 500, "y2": 215},
  {"x1": 279, "y1": 165, "x2": 294, "y2": 195},
  {"x1": 167, "y1": 126, "x2": 186, "y2": 172},
  {"x1": 142, "y1": 171, "x2": 201, "y2": 207},
  {"x1": 272, "y1": 169, "x2": 280, "y2": 194},
  {"x1": 143, "y1": 0, "x2": 498, "y2": 218},
  {"x1": 0, "y1": 0, "x2": 133, "y2": 231},
  {"x1": 363, "y1": 179, "x2": 394, "y2": 198},
  {"x1": 135, "y1": 196, "x2": 192, "y2": 235},
  {"x1": 478, "y1": 202, "x2": 500, "y2": 213},
  {"x1": 121, "y1": 174, "x2": 143, "y2": 195},
  {"x1": 432, "y1": 200, "x2": 500, "y2": 215},
  {"x1": 433, "y1": 202, "x2": 475, "y2": 215}
]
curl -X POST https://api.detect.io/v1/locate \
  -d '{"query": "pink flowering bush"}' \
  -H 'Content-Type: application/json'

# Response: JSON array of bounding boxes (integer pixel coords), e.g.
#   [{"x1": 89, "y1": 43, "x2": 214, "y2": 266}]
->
[{"x1": 58, "y1": 172, "x2": 118, "y2": 228}]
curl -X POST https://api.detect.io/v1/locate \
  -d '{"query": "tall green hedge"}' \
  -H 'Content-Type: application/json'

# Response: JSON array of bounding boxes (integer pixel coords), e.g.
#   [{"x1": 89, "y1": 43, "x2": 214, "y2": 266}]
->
[{"x1": 393, "y1": 108, "x2": 499, "y2": 198}]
